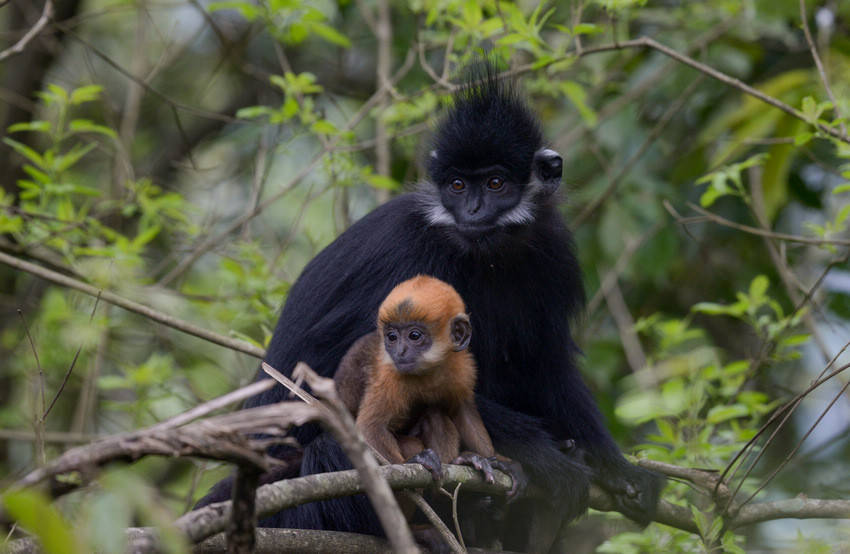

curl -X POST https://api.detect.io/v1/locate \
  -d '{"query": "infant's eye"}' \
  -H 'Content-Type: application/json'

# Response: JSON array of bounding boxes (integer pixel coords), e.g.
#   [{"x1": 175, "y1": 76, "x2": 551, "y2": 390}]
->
[
  {"x1": 409, "y1": 330, "x2": 422, "y2": 341},
  {"x1": 386, "y1": 331, "x2": 398, "y2": 342}
]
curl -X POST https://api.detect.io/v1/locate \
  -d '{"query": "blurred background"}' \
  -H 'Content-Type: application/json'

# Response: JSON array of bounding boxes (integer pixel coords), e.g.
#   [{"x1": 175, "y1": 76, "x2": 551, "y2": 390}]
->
[{"x1": 1, "y1": 0, "x2": 849, "y2": 551}]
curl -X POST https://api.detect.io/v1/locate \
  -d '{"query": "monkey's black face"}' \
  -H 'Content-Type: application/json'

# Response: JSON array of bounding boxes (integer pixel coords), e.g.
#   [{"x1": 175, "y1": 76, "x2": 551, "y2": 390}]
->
[
  {"x1": 439, "y1": 164, "x2": 525, "y2": 235},
  {"x1": 421, "y1": 148, "x2": 563, "y2": 238},
  {"x1": 384, "y1": 324, "x2": 433, "y2": 374}
]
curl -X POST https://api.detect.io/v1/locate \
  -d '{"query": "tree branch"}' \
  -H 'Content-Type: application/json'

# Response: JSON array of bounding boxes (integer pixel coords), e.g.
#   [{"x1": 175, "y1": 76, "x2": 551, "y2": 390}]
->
[
  {"x1": 0, "y1": 251, "x2": 265, "y2": 358},
  {"x1": 0, "y1": 0, "x2": 53, "y2": 63}
]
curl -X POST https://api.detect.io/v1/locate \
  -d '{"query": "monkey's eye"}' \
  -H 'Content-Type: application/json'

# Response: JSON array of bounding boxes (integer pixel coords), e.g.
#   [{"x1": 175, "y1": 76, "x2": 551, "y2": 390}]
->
[
  {"x1": 386, "y1": 331, "x2": 398, "y2": 342},
  {"x1": 487, "y1": 176, "x2": 504, "y2": 191},
  {"x1": 450, "y1": 178, "x2": 465, "y2": 192},
  {"x1": 408, "y1": 330, "x2": 422, "y2": 341}
]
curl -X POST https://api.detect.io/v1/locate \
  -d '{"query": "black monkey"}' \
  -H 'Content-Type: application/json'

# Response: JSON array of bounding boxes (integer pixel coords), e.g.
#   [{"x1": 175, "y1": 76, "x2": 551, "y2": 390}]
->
[{"x1": 198, "y1": 65, "x2": 662, "y2": 547}]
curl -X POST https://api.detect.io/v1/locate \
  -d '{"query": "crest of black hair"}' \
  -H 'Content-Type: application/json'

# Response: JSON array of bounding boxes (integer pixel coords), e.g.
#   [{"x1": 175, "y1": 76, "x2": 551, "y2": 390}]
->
[{"x1": 427, "y1": 62, "x2": 543, "y2": 186}]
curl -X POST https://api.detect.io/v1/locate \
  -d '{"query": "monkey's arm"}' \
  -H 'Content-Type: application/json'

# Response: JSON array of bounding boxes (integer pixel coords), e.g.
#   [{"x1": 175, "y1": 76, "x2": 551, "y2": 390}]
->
[
  {"x1": 355, "y1": 388, "x2": 407, "y2": 464},
  {"x1": 334, "y1": 333, "x2": 380, "y2": 415},
  {"x1": 452, "y1": 400, "x2": 495, "y2": 457},
  {"x1": 452, "y1": 400, "x2": 527, "y2": 497}
]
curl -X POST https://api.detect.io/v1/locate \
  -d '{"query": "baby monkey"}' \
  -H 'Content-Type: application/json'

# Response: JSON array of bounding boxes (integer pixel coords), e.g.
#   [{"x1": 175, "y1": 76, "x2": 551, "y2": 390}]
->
[{"x1": 335, "y1": 275, "x2": 524, "y2": 494}]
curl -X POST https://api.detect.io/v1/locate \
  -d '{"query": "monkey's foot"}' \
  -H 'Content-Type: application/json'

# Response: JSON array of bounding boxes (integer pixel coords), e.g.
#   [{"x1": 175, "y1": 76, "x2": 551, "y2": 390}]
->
[
  {"x1": 452, "y1": 451, "x2": 497, "y2": 484},
  {"x1": 489, "y1": 458, "x2": 528, "y2": 500},
  {"x1": 407, "y1": 448, "x2": 443, "y2": 481}
]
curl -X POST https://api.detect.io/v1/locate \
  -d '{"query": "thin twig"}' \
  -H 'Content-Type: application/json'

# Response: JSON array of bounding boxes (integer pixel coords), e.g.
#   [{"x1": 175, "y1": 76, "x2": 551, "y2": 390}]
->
[
  {"x1": 42, "y1": 292, "x2": 102, "y2": 420},
  {"x1": 0, "y1": 0, "x2": 53, "y2": 63},
  {"x1": 0, "y1": 251, "x2": 265, "y2": 359},
  {"x1": 799, "y1": 0, "x2": 846, "y2": 136},
  {"x1": 150, "y1": 379, "x2": 277, "y2": 432},
  {"x1": 573, "y1": 74, "x2": 704, "y2": 228},
  {"x1": 675, "y1": 203, "x2": 850, "y2": 247}
]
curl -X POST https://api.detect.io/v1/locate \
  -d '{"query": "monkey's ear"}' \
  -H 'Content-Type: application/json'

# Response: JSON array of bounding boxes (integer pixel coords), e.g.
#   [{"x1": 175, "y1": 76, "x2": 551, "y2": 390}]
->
[
  {"x1": 533, "y1": 148, "x2": 562, "y2": 195},
  {"x1": 450, "y1": 314, "x2": 472, "y2": 352}
]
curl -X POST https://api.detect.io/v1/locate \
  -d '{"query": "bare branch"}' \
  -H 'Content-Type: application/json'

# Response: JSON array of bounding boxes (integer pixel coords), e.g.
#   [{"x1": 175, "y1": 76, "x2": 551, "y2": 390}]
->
[
  {"x1": 0, "y1": 251, "x2": 265, "y2": 359},
  {"x1": 11, "y1": 402, "x2": 317, "y2": 490},
  {"x1": 666, "y1": 202, "x2": 850, "y2": 247},
  {"x1": 0, "y1": 0, "x2": 53, "y2": 63},
  {"x1": 799, "y1": 0, "x2": 846, "y2": 136}
]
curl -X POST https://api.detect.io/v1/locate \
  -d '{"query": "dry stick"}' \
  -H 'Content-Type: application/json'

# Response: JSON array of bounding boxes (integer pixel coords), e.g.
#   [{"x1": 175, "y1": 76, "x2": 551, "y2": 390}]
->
[
  {"x1": 799, "y1": 0, "x2": 846, "y2": 136},
  {"x1": 228, "y1": 465, "x2": 261, "y2": 554},
  {"x1": 0, "y1": 429, "x2": 93, "y2": 444},
  {"x1": 11, "y1": 402, "x2": 322, "y2": 490},
  {"x1": 573, "y1": 74, "x2": 704, "y2": 228},
  {"x1": 374, "y1": 0, "x2": 392, "y2": 180},
  {"x1": 0, "y1": 0, "x2": 53, "y2": 63},
  {"x1": 150, "y1": 379, "x2": 277, "y2": 432},
  {"x1": 600, "y1": 275, "x2": 647, "y2": 375},
  {"x1": 156, "y1": 47, "x2": 417, "y2": 287},
  {"x1": 42, "y1": 292, "x2": 101, "y2": 420},
  {"x1": 0, "y1": 251, "x2": 265, "y2": 359}
]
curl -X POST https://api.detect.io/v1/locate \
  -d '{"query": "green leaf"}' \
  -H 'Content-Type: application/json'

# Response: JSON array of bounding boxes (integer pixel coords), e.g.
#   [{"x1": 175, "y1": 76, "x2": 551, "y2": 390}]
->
[
  {"x1": 793, "y1": 131, "x2": 814, "y2": 146},
  {"x1": 561, "y1": 81, "x2": 598, "y2": 126},
  {"x1": 236, "y1": 106, "x2": 275, "y2": 119},
  {"x1": 131, "y1": 224, "x2": 161, "y2": 248},
  {"x1": 692, "y1": 302, "x2": 733, "y2": 315},
  {"x1": 69, "y1": 85, "x2": 103, "y2": 105},
  {"x1": 311, "y1": 120, "x2": 338, "y2": 135},
  {"x1": 3, "y1": 137, "x2": 46, "y2": 168},
  {"x1": 706, "y1": 404, "x2": 749, "y2": 423},
  {"x1": 8, "y1": 120, "x2": 51, "y2": 134},
  {"x1": 208, "y1": 1, "x2": 259, "y2": 19},
  {"x1": 53, "y1": 143, "x2": 97, "y2": 173},
  {"x1": 308, "y1": 22, "x2": 351, "y2": 48},
  {"x1": 749, "y1": 275, "x2": 769, "y2": 301},
  {"x1": 2, "y1": 490, "x2": 80, "y2": 554},
  {"x1": 802, "y1": 96, "x2": 817, "y2": 120},
  {"x1": 831, "y1": 183, "x2": 850, "y2": 194},
  {"x1": 366, "y1": 174, "x2": 399, "y2": 191},
  {"x1": 69, "y1": 119, "x2": 118, "y2": 139}
]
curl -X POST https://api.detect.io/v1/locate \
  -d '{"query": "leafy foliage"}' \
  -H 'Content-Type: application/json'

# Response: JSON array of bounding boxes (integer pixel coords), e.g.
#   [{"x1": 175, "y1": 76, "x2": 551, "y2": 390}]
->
[{"x1": 2, "y1": 0, "x2": 850, "y2": 552}]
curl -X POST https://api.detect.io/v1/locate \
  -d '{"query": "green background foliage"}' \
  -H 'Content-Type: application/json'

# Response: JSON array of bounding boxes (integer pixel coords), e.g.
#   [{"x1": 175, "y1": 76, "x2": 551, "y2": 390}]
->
[{"x1": 1, "y1": 0, "x2": 850, "y2": 552}]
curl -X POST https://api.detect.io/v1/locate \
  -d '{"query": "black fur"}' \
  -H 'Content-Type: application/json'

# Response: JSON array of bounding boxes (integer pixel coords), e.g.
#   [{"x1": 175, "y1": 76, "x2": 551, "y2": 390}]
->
[{"x1": 196, "y1": 67, "x2": 662, "y2": 544}]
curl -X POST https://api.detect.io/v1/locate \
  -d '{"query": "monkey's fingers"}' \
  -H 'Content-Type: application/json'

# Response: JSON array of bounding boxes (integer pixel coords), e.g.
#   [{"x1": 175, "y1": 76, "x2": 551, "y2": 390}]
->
[
  {"x1": 452, "y1": 452, "x2": 496, "y2": 484},
  {"x1": 407, "y1": 448, "x2": 443, "y2": 481},
  {"x1": 489, "y1": 458, "x2": 529, "y2": 501}
]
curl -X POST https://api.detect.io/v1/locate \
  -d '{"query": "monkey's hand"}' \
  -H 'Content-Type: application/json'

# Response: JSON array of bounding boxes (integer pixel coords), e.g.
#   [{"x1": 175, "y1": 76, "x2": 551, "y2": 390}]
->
[
  {"x1": 407, "y1": 448, "x2": 443, "y2": 481},
  {"x1": 489, "y1": 457, "x2": 528, "y2": 500},
  {"x1": 593, "y1": 460, "x2": 663, "y2": 526}
]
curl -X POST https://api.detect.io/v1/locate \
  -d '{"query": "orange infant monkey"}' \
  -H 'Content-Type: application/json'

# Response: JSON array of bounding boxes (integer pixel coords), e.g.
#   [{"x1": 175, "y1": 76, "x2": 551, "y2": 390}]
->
[{"x1": 335, "y1": 275, "x2": 525, "y2": 493}]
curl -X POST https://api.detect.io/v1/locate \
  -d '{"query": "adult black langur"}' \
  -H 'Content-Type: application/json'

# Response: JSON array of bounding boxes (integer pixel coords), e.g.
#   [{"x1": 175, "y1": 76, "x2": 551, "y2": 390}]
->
[{"x1": 197, "y1": 64, "x2": 662, "y2": 548}]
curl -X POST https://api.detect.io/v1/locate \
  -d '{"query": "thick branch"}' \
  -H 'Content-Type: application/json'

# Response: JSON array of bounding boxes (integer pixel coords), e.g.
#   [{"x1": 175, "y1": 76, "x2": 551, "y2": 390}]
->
[{"x1": 12, "y1": 401, "x2": 317, "y2": 490}]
